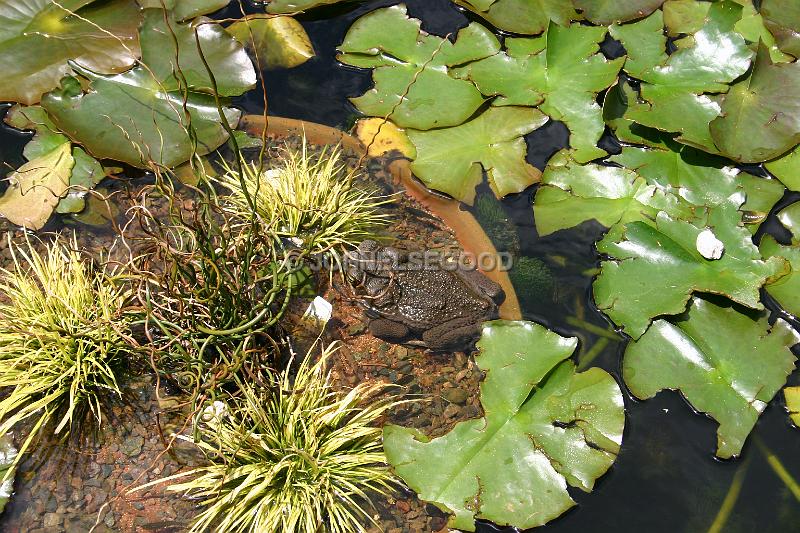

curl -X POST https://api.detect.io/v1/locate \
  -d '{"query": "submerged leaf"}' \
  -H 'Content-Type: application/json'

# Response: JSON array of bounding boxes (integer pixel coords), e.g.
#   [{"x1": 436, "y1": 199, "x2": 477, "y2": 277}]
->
[
  {"x1": 574, "y1": 0, "x2": 665, "y2": 24},
  {"x1": 0, "y1": 0, "x2": 141, "y2": 105},
  {"x1": 710, "y1": 47, "x2": 800, "y2": 163},
  {"x1": 623, "y1": 297, "x2": 797, "y2": 458},
  {"x1": 227, "y1": 15, "x2": 315, "y2": 69},
  {"x1": 455, "y1": 24, "x2": 623, "y2": 163},
  {"x1": 594, "y1": 206, "x2": 786, "y2": 339},
  {"x1": 0, "y1": 143, "x2": 72, "y2": 230},
  {"x1": 453, "y1": 0, "x2": 578, "y2": 35},
  {"x1": 407, "y1": 106, "x2": 547, "y2": 203},
  {"x1": 338, "y1": 5, "x2": 499, "y2": 130},
  {"x1": 384, "y1": 320, "x2": 624, "y2": 531}
]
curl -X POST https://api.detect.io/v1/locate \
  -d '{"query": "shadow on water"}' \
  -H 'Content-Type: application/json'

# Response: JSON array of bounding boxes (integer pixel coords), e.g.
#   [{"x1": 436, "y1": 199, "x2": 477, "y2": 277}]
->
[{"x1": 0, "y1": 0, "x2": 798, "y2": 530}]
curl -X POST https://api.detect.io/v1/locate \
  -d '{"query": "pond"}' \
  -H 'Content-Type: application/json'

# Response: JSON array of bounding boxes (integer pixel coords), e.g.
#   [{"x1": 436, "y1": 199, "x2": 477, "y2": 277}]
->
[{"x1": 0, "y1": 0, "x2": 798, "y2": 532}]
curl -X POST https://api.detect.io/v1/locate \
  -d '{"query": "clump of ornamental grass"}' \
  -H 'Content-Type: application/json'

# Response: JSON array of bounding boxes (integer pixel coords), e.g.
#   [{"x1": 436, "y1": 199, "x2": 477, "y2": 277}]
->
[
  {"x1": 154, "y1": 344, "x2": 399, "y2": 533},
  {"x1": 217, "y1": 142, "x2": 390, "y2": 268},
  {"x1": 0, "y1": 237, "x2": 132, "y2": 478},
  {"x1": 130, "y1": 166, "x2": 305, "y2": 398}
]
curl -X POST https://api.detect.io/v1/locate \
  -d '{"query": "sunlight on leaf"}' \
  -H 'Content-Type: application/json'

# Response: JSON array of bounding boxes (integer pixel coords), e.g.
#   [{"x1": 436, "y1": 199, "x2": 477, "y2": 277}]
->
[
  {"x1": 385, "y1": 320, "x2": 624, "y2": 531},
  {"x1": 623, "y1": 297, "x2": 797, "y2": 458},
  {"x1": 455, "y1": 24, "x2": 623, "y2": 163},
  {"x1": 265, "y1": 0, "x2": 359, "y2": 13},
  {"x1": 594, "y1": 204, "x2": 787, "y2": 339},
  {"x1": 407, "y1": 106, "x2": 547, "y2": 204},
  {"x1": 574, "y1": 0, "x2": 665, "y2": 24},
  {"x1": 0, "y1": 143, "x2": 72, "y2": 230},
  {"x1": 786, "y1": 387, "x2": 800, "y2": 427}
]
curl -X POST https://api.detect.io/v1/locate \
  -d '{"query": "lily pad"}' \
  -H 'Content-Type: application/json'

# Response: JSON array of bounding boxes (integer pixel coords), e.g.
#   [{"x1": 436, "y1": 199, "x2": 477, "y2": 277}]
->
[
  {"x1": 0, "y1": 0, "x2": 142, "y2": 105},
  {"x1": 5, "y1": 105, "x2": 107, "y2": 214},
  {"x1": 264, "y1": 0, "x2": 358, "y2": 13},
  {"x1": 0, "y1": 142, "x2": 72, "y2": 230},
  {"x1": 455, "y1": 24, "x2": 623, "y2": 163},
  {"x1": 140, "y1": 9, "x2": 256, "y2": 97},
  {"x1": 623, "y1": 297, "x2": 798, "y2": 458},
  {"x1": 610, "y1": 144, "x2": 785, "y2": 231},
  {"x1": 452, "y1": 0, "x2": 578, "y2": 35},
  {"x1": 602, "y1": 79, "x2": 672, "y2": 149},
  {"x1": 337, "y1": 4, "x2": 499, "y2": 130},
  {"x1": 786, "y1": 387, "x2": 800, "y2": 427},
  {"x1": 710, "y1": 46, "x2": 800, "y2": 163},
  {"x1": 139, "y1": 0, "x2": 231, "y2": 21},
  {"x1": 407, "y1": 106, "x2": 547, "y2": 203},
  {"x1": 574, "y1": 0, "x2": 665, "y2": 24},
  {"x1": 533, "y1": 150, "x2": 693, "y2": 236},
  {"x1": 227, "y1": 15, "x2": 315, "y2": 69},
  {"x1": 760, "y1": 203, "x2": 800, "y2": 318},
  {"x1": 384, "y1": 320, "x2": 624, "y2": 531},
  {"x1": 42, "y1": 9, "x2": 250, "y2": 168},
  {"x1": 594, "y1": 205, "x2": 787, "y2": 339},
  {"x1": 760, "y1": 0, "x2": 800, "y2": 58},
  {"x1": 765, "y1": 145, "x2": 800, "y2": 191},
  {"x1": 610, "y1": 3, "x2": 753, "y2": 153}
]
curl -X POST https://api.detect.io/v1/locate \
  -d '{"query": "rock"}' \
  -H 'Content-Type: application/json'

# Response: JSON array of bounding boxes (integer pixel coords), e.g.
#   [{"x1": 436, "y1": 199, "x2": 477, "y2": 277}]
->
[
  {"x1": 442, "y1": 387, "x2": 468, "y2": 405},
  {"x1": 43, "y1": 513, "x2": 62, "y2": 529},
  {"x1": 121, "y1": 435, "x2": 144, "y2": 457}
]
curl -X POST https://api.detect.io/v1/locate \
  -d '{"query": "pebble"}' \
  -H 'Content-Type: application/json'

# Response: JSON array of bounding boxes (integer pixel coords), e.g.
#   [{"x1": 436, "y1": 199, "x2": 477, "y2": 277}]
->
[
  {"x1": 121, "y1": 435, "x2": 145, "y2": 456},
  {"x1": 442, "y1": 387, "x2": 469, "y2": 405}
]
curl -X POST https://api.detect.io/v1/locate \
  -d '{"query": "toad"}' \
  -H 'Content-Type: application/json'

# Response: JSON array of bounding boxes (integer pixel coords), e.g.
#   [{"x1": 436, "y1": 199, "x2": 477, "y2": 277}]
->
[{"x1": 343, "y1": 240, "x2": 504, "y2": 351}]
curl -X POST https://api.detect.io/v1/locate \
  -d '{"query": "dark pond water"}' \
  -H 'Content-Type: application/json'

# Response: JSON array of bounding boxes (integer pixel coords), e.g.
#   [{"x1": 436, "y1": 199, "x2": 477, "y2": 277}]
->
[{"x1": 1, "y1": 0, "x2": 799, "y2": 531}]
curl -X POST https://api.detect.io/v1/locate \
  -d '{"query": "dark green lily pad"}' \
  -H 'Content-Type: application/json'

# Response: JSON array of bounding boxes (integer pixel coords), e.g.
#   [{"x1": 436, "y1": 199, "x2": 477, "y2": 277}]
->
[
  {"x1": 265, "y1": 0, "x2": 359, "y2": 13},
  {"x1": 623, "y1": 297, "x2": 797, "y2": 458},
  {"x1": 710, "y1": 47, "x2": 800, "y2": 163},
  {"x1": 760, "y1": 0, "x2": 800, "y2": 58},
  {"x1": 760, "y1": 203, "x2": 800, "y2": 318},
  {"x1": 407, "y1": 106, "x2": 547, "y2": 204},
  {"x1": 594, "y1": 204, "x2": 787, "y2": 339},
  {"x1": 139, "y1": 0, "x2": 231, "y2": 21},
  {"x1": 384, "y1": 320, "x2": 624, "y2": 531},
  {"x1": 41, "y1": 9, "x2": 250, "y2": 168},
  {"x1": 0, "y1": 0, "x2": 142, "y2": 105},
  {"x1": 574, "y1": 0, "x2": 665, "y2": 24},
  {"x1": 453, "y1": 0, "x2": 578, "y2": 35},
  {"x1": 337, "y1": 5, "x2": 499, "y2": 130},
  {"x1": 454, "y1": 24, "x2": 623, "y2": 163},
  {"x1": 140, "y1": 9, "x2": 256, "y2": 97}
]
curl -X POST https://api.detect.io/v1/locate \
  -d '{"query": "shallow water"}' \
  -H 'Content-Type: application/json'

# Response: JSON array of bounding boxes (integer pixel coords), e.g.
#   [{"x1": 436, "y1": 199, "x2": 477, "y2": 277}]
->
[{"x1": 1, "y1": 0, "x2": 799, "y2": 531}]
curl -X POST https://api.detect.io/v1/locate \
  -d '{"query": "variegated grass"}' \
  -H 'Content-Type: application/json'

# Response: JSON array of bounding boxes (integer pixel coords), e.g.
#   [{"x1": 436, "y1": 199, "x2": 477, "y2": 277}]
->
[
  {"x1": 152, "y1": 344, "x2": 399, "y2": 533},
  {"x1": 217, "y1": 141, "x2": 391, "y2": 269},
  {"x1": 0, "y1": 237, "x2": 133, "y2": 480}
]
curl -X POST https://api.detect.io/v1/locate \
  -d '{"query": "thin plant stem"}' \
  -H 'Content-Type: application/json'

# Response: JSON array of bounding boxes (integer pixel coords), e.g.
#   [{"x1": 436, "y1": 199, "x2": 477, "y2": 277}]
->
[
  {"x1": 566, "y1": 316, "x2": 622, "y2": 341},
  {"x1": 577, "y1": 337, "x2": 610, "y2": 370},
  {"x1": 755, "y1": 435, "x2": 800, "y2": 502},
  {"x1": 707, "y1": 457, "x2": 749, "y2": 533}
]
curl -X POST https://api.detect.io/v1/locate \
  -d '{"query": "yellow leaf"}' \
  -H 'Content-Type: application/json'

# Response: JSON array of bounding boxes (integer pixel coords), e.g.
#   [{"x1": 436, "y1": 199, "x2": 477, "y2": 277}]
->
[
  {"x1": 354, "y1": 118, "x2": 416, "y2": 158},
  {"x1": 787, "y1": 386, "x2": 800, "y2": 427},
  {"x1": 227, "y1": 15, "x2": 315, "y2": 70},
  {"x1": 0, "y1": 143, "x2": 73, "y2": 230}
]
